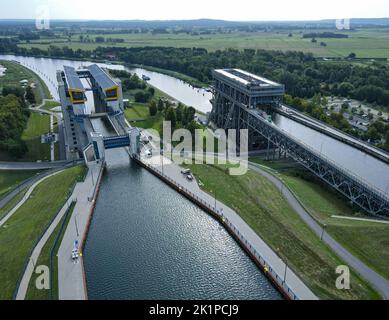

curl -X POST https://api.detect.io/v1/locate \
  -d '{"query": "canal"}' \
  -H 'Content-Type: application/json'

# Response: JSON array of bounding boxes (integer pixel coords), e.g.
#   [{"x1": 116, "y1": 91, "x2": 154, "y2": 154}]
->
[
  {"x1": 86, "y1": 118, "x2": 281, "y2": 299},
  {"x1": 1, "y1": 54, "x2": 387, "y2": 195}
]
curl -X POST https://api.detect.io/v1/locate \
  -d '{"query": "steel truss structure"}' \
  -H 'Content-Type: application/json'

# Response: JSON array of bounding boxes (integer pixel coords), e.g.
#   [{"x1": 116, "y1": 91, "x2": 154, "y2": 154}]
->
[{"x1": 210, "y1": 69, "x2": 389, "y2": 217}]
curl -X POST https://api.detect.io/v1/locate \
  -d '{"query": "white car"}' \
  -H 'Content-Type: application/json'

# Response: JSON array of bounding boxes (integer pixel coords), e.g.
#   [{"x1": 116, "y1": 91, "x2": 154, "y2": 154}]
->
[{"x1": 71, "y1": 249, "x2": 79, "y2": 260}]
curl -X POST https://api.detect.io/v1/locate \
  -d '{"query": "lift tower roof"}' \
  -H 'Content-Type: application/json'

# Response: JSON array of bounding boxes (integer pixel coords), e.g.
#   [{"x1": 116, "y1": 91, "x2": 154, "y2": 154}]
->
[
  {"x1": 87, "y1": 64, "x2": 117, "y2": 91},
  {"x1": 64, "y1": 66, "x2": 84, "y2": 91},
  {"x1": 214, "y1": 68, "x2": 284, "y2": 91}
]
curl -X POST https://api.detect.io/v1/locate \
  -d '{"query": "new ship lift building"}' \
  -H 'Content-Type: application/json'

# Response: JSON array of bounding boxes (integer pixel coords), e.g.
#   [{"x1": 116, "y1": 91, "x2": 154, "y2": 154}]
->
[
  {"x1": 58, "y1": 64, "x2": 124, "y2": 159},
  {"x1": 87, "y1": 64, "x2": 123, "y2": 114},
  {"x1": 63, "y1": 66, "x2": 87, "y2": 116}
]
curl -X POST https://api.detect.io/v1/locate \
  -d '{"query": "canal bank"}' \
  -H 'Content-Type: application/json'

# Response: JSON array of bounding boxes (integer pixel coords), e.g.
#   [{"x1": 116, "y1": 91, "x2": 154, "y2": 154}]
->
[
  {"x1": 57, "y1": 161, "x2": 105, "y2": 300},
  {"x1": 98, "y1": 117, "x2": 313, "y2": 300},
  {"x1": 135, "y1": 156, "x2": 317, "y2": 300},
  {"x1": 83, "y1": 118, "x2": 282, "y2": 300}
]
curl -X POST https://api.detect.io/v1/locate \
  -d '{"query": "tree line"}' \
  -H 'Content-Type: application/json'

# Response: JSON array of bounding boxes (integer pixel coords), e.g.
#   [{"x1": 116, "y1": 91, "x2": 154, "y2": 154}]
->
[
  {"x1": 2, "y1": 42, "x2": 389, "y2": 109},
  {"x1": 0, "y1": 88, "x2": 31, "y2": 157}
]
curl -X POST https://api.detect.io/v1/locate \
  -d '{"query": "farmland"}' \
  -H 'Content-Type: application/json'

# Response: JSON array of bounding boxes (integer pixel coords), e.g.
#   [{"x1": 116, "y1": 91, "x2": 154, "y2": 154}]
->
[{"x1": 17, "y1": 28, "x2": 389, "y2": 59}]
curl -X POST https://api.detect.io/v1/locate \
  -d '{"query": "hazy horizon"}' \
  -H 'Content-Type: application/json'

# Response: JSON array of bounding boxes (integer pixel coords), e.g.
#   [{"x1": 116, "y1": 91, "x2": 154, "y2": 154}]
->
[{"x1": 1, "y1": 0, "x2": 389, "y2": 21}]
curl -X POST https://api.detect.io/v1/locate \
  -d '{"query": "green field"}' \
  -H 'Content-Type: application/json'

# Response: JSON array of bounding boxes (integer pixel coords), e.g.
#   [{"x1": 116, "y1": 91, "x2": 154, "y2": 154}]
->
[
  {"x1": 124, "y1": 103, "x2": 150, "y2": 120},
  {"x1": 0, "y1": 60, "x2": 51, "y2": 103},
  {"x1": 0, "y1": 170, "x2": 42, "y2": 197},
  {"x1": 0, "y1": 190, "x2": 25, "y2": 221},
  {"x1": 21, "y1": 112, "x2": 50, "y2": 161},
  {"x1": 0, "y1": 165, "x2": 85, "y2": 300},
  {"x1": 25, "y1": 201, "x2": 76, "y2": 300},
  {"x1": 250, "y1": 158, "x2": 389, "y2": 280},
  {"x1": 18, "y1": 28, "x2": 389, "y2": 58},
  {"x1": 0, "y1": 113, "x2": 50, "y2": 161},
  {"x1": 40, "y1": 100, "x2": 61, "y2": 111},
  {"x1": 186, "y1": 162, "x2": 380, "y2": 299}
]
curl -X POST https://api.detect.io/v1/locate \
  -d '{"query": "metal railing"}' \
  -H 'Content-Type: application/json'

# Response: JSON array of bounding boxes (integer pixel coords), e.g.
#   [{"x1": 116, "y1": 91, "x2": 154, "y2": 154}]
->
[{"x1": 141, "y1": 160, "x2": 299, "y2": 300}]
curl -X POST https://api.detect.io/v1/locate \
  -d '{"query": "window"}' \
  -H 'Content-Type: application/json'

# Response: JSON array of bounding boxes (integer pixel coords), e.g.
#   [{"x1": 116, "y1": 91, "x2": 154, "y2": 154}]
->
[{"x1": 106, "y1": 87, "x2": 118, "y2": 99}]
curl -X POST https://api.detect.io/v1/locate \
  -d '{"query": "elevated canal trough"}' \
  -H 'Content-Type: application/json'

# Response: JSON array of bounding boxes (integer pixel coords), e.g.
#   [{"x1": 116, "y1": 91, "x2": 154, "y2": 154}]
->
[{"x1": 210, "y1": 68, "x2": 389, "y2": 217}]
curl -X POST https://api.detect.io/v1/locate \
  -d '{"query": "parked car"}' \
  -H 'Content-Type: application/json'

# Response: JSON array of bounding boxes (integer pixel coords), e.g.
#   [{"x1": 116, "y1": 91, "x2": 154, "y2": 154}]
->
[{"x1": 181, "y1": 168, "x2": 191, "y2": 175}]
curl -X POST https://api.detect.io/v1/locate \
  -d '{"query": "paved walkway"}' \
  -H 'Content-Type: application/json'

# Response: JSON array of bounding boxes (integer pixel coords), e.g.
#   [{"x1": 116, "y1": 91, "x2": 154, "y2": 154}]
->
[
  {"x1": 0, "y1": 170, "x2": 64, "y2": 228},
  {"x1": 248, "y1": 162, "x2": 389, "y2": 300},
  {"x1": 141, "y1": 153, "x2": 318, "y2": 300},
  {"x1": 15, "y1": 196, "x2": 73, "y2": 300},
  {"x1": 57, "y1": 162, "x2": 104, "y2": 300},
  {"x1": 331, "y1": 215, "x2": 389, "y2": 224}
]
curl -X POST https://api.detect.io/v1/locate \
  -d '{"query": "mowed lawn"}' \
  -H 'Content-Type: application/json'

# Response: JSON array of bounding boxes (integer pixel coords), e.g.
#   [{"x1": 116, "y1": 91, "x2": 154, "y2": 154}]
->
[
  {"x1": 250, "y1": 158, "x2": 389, "y2": 281},
  {"x1": 21, "y1": 112, "x2": 50, "y2": 161},
  {"x1": 0, "y1": 190, "x2": 25, "y2": 221},
  {"x1": 186, "y1": 163, "x2": 380, "y2": 300},
  {"x1": 124, "y1": 104, "x2": 150, "y2": 120},
  {"x1": 40, "y1": 100, "x2": 61, "y2": 111},
  {"x1": 124, "y1": 104, "x2": 164, "y2": 134},
  {"x1": 0, "y1": 170, "x2": 41, "y2": 197},
  {"x1": 0, "y1": 165, "x2": 86, "y2": 300}
]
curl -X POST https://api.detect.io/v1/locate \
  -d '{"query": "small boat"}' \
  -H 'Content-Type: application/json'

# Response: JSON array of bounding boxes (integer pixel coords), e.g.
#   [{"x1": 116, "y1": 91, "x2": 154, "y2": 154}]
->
[{"x1": 142, "y1": 75, "x2": 151, "y2": 81}]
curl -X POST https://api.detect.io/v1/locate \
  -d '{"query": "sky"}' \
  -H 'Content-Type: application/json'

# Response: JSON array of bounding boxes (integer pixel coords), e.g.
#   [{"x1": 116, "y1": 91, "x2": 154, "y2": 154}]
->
[{"x1": 1, "y1": 0, "x2": 389, "y2": 21}]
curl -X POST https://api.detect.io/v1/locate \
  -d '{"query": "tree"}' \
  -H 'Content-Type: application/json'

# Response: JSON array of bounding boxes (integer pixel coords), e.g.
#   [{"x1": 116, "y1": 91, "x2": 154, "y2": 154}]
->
[
  {"x1": 2, "y1": 86, "x2": 24, "y2": 99},
  {"x1": 348, "y1": 52, "x2": 356, "y2": 59},
  {"x1": 25, "y1": 86, "x2": 36, "y2": 105},
  {"x1": 165, "y1": 107, "x2": 177, "y2": 128},
  {"x1": 0, "y1": 95, "x2": 29, "y2": 158},
  {"x1": 365, "y1": 127, "x2": 381, "y2": 142},
  {"x1": 149, "y1": 100, "x2": 157, "y2": 116},
  {"x1": 157, "y1": 98, "x2": 164, "y2": 113},
  {"x1": 147, "y1": 87, "x2": 155, "y2": 96},
  {"x1": 134, "y1": 91, "x2": 151, "y2": 103},
  {"x1": 176, "y1": 103, "x2": 184, "y2": 122}
]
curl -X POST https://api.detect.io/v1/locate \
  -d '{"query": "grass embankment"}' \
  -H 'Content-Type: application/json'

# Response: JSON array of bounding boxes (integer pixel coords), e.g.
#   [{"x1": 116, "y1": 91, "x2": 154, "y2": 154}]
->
[
  {"x1": 0, "y1": 170, "x2": 42, "y2": 197},
  {"x1": 0, "y1": 165, "x2": 86, "y2": 300},
  {"x1": 186, "y1": 162, "x2": 380, "y2": 299},
  {"x1": 0, "y1": 60, "x2": 51, "y2": 104},
  {"x1": 40, "y1": 100, "x2": 61, "y2": 111},
  {"x1": 250, "y1": 158, "x2": 389, "y2": 281},
  {"x1": 21, "y1": 112, "x2": 50, "y2": 161},
  {"x1": 125, "y1": 104, "x2": 164, "y2": 134},
  {"x1": 0, "y1": 190, "x2": 26, "y2": 221},
  {"x1": 25, "y1": 201, "x2": 76, "y2": 300}
]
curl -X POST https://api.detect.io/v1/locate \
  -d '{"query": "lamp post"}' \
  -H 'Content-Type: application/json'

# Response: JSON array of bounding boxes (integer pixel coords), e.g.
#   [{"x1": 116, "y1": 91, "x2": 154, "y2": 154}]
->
[
  {"x1": 321, "y1": 224, "x2": 327, "y2": 241},
  {"x1": 276, "y1": 248, "x2": 288, "y2": 284},
  {"x1": 283, "y1": 262, "x2": 288, "y2": 284},
  {"x1": 74, "y1": 213, "x2": 79, "y2": 237},
  {"x1": 91, "y1": 167, "x2": 95, "y2": 186}
]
